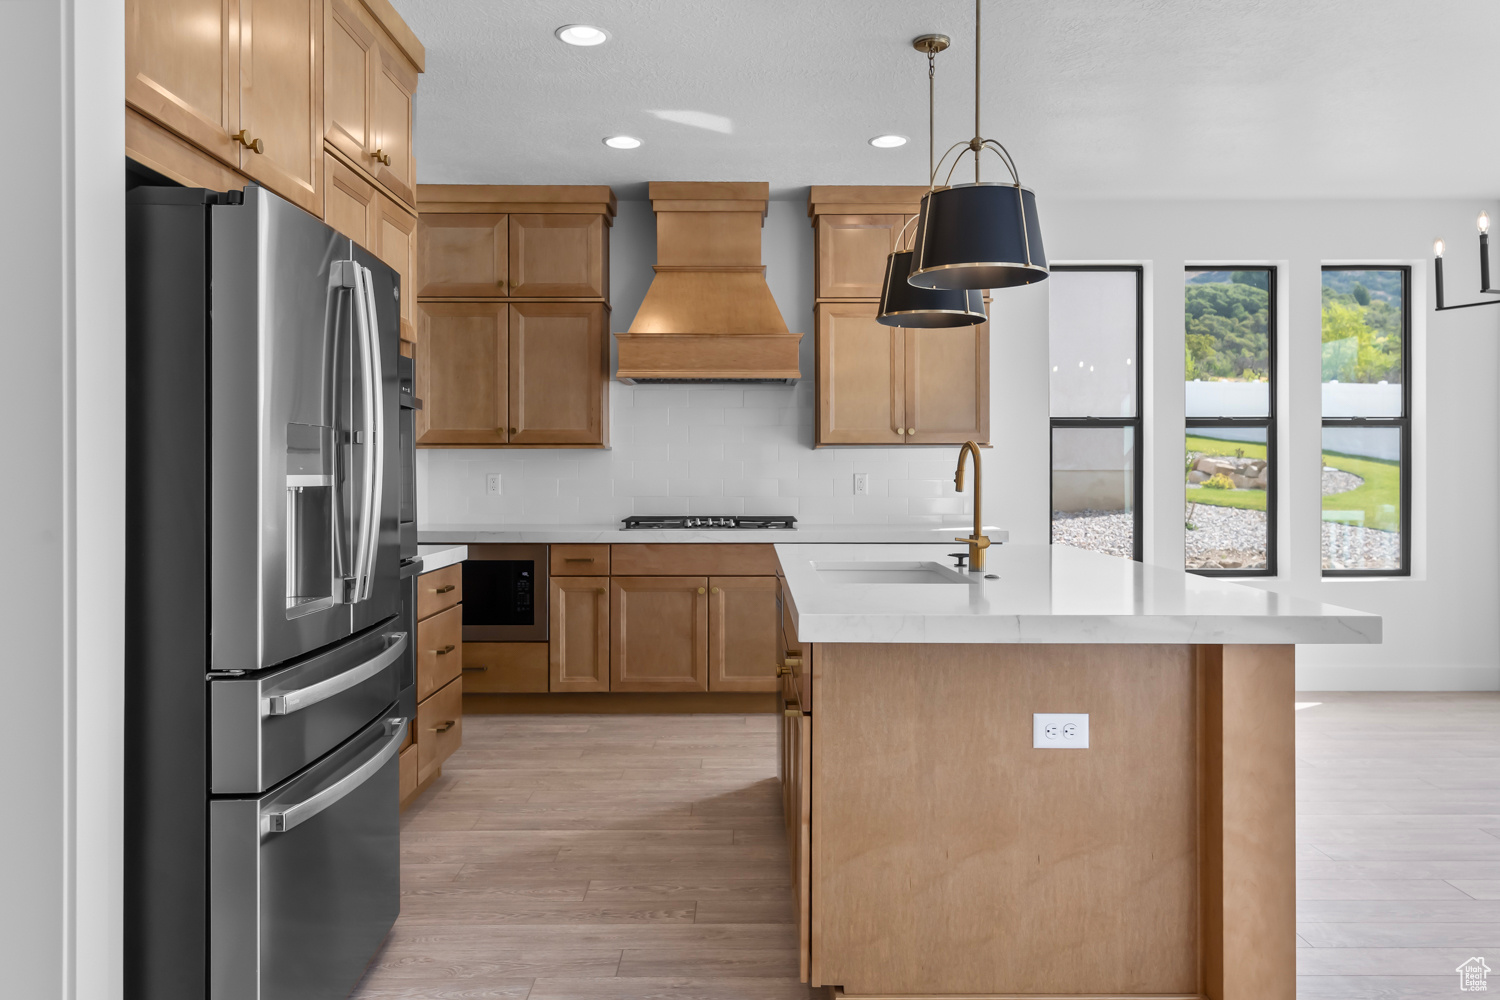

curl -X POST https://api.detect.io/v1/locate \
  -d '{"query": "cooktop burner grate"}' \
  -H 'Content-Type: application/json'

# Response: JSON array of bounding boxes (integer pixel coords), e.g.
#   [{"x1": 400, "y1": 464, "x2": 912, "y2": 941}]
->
[{"x1": 622, "y1": 515, "x2": 798, "y2": 530}]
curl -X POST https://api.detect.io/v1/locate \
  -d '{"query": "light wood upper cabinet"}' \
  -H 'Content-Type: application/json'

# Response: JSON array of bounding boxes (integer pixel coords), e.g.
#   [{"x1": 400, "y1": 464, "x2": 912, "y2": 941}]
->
[
  {"x1": 708, "y1": 577, "x2": 780, "y2": 693},
  {"x1": 323, "y1": 152, "x2": 375, "y2": 246},
  {"x1": 236, "y1": 0, "x2": 322, "y2": 215},
  {"x1": 416, "y1": 302, "x2": 507, "y2": 446},
  {"x1": 126, "y1": 0, "x2": 239, "y2": 165},
  {"x1": 370, "y1": 38, "x2": 417, "y2": 207},
  {"x1": 611, "y1": 577, "x2": 709, "y2": 693},
  {"x1": 508, "y1": 302, "x2": 608, "y2": 446},
  {"x1": 816, "y1": 215, "x2": 911, "y2": 299},
  {"x1": 371, "y1": 193, "x2": 417, "y2": 345},
  {"x1": 906, "y1": 322, "x2": 990, "y2": 445},
  {"x1": 418, "y1": 214, "x2": 509, "y2": 297},
  {"x1": 817, "y1": 302, "x2": 905, "y2": 446},
  {"x1": 509, "y1": 215, "x2": 607, "y2": 298},
  {"x1": 550, "y1": 577, "x2": 610, "y2": 692},
  {"x1": 323, "y1": 0, "x2": 377, "y2": 168}
]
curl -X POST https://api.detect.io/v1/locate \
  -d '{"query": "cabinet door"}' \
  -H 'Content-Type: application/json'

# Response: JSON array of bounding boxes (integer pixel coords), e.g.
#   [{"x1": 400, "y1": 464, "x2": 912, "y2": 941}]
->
[
  {"x1": 417, "y1": 214, "x2": 508, "y2": 297},
  {"x1": 509, "y1": 302, "x2": 607, "y2": 446},
  {"x1": 509, "y1": 214, "x2": 606, "y2": 297},
  {"x1": 323, "y1": 0, "x2": 376, "y2": 172},
  {"x1": 370, "y1": 36, "x2": 417, "y2": 207},
  {"x1": 370, "y1": 192, "x2": 417, "y2": 347},
  {"x1": 611, "y1": 577, "x2": 709, "y2": 692},
  {"x1": 415, "y1": 603, "x2": 462, "y2": 702},
  {"x1": 237, "y1": 0, "x2": 322, "y2": 215},
  {"x1": 126, "y1": 0, "x2": 239, "y2": 166},
  {"x1": 416, "y1": 676, "x2": 462, "y2": 783},
  {"x1": 786, "y1": 706, "x2": 811, "y2": 981},
  {"x1": 708, "y1": 577, "x2": 780, "y2": 692},
  {"x1": 816, "y1": 302, "x2": 905, "y2": 446},
  {"x1": 550, "y1": 577, "x2": 610, "y2": 692},
  {"x1": 905, "y1": 321, "x2": 989, "y2": 445},
  {"x1": 322, "y1": 153, "x2": 374, "y2": 246},
  {"x1": 816, "y1": 214, "x2": 909, "y2": 299},
  {"x1": 416, "y1": 302, "x2": 507, "y2": 446}
]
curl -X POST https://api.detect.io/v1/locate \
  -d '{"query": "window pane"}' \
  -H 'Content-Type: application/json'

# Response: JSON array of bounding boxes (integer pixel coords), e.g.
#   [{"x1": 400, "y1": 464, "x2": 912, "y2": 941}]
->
[
  {"x1": 1051, "y1": 426, "x2": 1135, "y2": 559},
  {"x1": 1322, "y1": 425, "x2": 1402, "y2": 571},
  {"x1": 1049, "y1": 269, "x2": 1138, "y2": 418},
  {"x1": 1321, "y1": 269, "x2": 1404, "y2": 418},
  {"x1": 1185, "y1": 427, "x2": 1269, "y2": 571},
  {"x1": 1185, "y1": 270, "x2": 1271, "y2": 418}
]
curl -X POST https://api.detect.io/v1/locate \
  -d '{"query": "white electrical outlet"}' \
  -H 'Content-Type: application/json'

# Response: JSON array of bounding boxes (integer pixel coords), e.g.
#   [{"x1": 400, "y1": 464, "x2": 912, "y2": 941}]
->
[
  {"x1": 485, "y1": 474, "x2": 502, "y2": 495},
  {"x1": 1033, "y1": 713, "x2": 1089, "y2": 749},
  {"x1": 853, "y1": 473, "x2": 870, "y2": 496}
]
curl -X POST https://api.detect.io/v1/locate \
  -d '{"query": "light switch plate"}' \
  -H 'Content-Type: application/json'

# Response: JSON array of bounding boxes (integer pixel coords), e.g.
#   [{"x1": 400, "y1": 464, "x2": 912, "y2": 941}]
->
[{"x1": 1033, "y1": 713, "x2": 1089, "y2": 749}]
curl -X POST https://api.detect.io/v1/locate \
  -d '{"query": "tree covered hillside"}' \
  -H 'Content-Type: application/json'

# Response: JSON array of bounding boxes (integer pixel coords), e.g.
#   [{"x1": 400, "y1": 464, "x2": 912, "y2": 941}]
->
[
  {"x1": 1185, "y1": 272, "x2": 1269, "y2": 381},
  {"x1": 1322, "y1": 271, "x2": 1402, "y2": 384}
]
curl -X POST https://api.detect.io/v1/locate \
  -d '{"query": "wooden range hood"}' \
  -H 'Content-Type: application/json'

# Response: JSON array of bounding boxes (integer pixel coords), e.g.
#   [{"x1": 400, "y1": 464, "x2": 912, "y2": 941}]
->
[{"x1": 616, "y1": 182, "x2": 803, "y2": 383}]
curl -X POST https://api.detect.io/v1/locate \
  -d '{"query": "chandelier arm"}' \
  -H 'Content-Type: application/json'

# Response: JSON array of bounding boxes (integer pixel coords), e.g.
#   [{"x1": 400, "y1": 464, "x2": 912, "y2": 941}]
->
[
  {"x1": 979, "y1": 139, "x2": 1020, "y2": 185},
  {"x1": 929, "y1": 141, "x2": 973, "y2": 191},
  {"x1": 895, "y1": 213, "x2": 920, "y2": 253}
]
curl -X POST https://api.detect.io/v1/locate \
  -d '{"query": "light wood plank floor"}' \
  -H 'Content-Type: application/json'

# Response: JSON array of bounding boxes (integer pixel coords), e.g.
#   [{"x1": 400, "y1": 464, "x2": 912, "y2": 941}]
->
[
  {"x1": 1296, "y1": 691, "x2": 1500, "y2": 999},
  {"x1": 351, "y1": 693, "x2": 1500, "y2": 999},
  {"x1": 350, "y1": 713, "x2": 823, "y2": 1000}
]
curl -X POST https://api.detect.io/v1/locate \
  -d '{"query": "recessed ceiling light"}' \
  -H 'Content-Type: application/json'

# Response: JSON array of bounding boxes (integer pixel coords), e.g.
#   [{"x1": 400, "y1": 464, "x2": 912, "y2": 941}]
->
[
  {"x1": 603, "y1": 135, "x2": 641, "y2": 149},
  {"x1": 556, "y1": 24, "x2": 609, "y2": 46},
  {"x1": 868, "y1": 134, "x2": 908, "y2": 148}
]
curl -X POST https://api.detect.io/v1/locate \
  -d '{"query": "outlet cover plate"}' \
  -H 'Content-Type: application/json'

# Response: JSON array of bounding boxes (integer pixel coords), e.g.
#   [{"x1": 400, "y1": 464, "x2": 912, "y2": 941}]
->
[
  {"x1": 1033, "y1": 713, "x2": 1089, "y2": 749},
  {"x1": 853, "y1": 472, "x2": 870, "y2": 496},
  {"x1": 485, "y1": 474, "x2": 502, "y2": 495}
]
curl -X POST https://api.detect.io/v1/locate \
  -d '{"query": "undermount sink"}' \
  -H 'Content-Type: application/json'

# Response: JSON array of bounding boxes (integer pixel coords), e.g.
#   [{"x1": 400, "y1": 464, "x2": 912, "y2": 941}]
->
[{"x1": 812, "y1": 560, "x2": 972, "y2": 585}]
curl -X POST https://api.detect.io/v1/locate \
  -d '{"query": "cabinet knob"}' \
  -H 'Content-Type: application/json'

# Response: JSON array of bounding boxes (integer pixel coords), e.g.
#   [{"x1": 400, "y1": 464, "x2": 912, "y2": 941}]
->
[
  {"x1": 906, "y1": 427, "x2": 915, "y2": 435},
  {"x1": 510, "y1": 427, "x2": 518, "y2": 434},
  {"x1": 776, "y1": 664, "x2": 792, "y2": 677},
  {"x1": 232, "y1": 129, "x2": 264, "y2": 154},
  {"x1": 697, "y1": 587, "x2": 706, "y2": 595},
  {"x1": 374, "y1": 147, "x2": 393, "y2": 166},
  {"x1": 784, "y1": 656, "x2": 804, "y2": 669},
  {"x1": 896, "y1": 427, "x2": 906, "y2": 436},
  {"x1": 711, "y1": 586, "x2": 720, "y2": 594}
]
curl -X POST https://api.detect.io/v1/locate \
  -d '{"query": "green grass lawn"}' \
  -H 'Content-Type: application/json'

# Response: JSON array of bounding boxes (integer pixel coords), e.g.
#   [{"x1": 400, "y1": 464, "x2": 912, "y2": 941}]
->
[
  {"x1": 1185, "y1": 434, "x2": 1268, "y2": 512},
  {"x1": 1321, "y1": 450, "x2": 1400, "y2": 530}
]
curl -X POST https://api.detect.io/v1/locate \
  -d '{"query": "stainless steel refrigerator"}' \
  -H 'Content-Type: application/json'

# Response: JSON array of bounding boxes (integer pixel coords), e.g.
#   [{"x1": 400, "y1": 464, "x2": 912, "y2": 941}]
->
[{"x1": 126, "y1": 184, "x2": 410, "y2": 1000}]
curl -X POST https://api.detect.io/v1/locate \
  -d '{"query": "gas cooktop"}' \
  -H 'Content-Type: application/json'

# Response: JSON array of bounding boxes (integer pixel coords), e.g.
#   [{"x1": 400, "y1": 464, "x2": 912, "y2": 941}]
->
[{"x1": 622, "y1": 515, "x2": 798, "y2": 530}]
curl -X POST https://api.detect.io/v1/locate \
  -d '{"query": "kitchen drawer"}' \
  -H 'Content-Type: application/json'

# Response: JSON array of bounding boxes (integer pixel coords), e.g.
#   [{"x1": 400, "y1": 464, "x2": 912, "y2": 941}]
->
[
  {"x1": 417, "y1": 563, "x2": 462, "y2": 620},
  {"x1": 398, "y1": 744, "x2": 417, "y2": 804},
  {"x1": 551, "y1": 544, "x2": 610, "y2": 576},
  {"x1": 417, "y1": 677, "x2": 462, "y2": 781},
  {"x1": 462, "y1": 642, "x2": 549, "y2": 693},
  {"x1": 610, "y1": 543, "x2": 778, "y2": 577},
  {"x1": 416, "y1": 604, "x2": 463, "y2": 701}
]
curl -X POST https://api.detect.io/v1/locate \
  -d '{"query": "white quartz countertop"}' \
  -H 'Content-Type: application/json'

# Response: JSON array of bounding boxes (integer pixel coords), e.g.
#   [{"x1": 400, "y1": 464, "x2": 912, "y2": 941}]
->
[
  {"x1": 419, "y1": 524, "x2": 1009, "y2": 545},
  {"x1": 416, "y1": 544, "x2": 468, "y2": 574},
  {"x1": 777, "y1": 543, "x2": 1382, "y2": 645}
]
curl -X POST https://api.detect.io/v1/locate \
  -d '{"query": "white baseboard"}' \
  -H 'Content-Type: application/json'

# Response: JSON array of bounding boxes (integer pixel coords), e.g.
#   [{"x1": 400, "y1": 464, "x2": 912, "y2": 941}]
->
[{"x1": 1295, "y1": 662, "x2": 1500, "y2": 691}]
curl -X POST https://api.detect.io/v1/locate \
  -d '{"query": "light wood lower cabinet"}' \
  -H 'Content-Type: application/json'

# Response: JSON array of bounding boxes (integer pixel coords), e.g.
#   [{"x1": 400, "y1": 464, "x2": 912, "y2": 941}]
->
[
  {"x1": 463, "y1": 642, "x2": 549, "y2": 693},
  {"x1": 708, "y1": 576, "x2": 780, "y2": 692},
  {"x1": 611, "y1": 576, "x2": 710, "y2": 692},
  {"x1": 416, "y1": 675, "x2": 462, "y2": 783},
  {"x1": 415, "y1": 603, "x2": 461, "y2": 701},
  {"x1": 550, "y1": 577, "x2": 611, "y2": 692},
  {"x1": 398, "y1": 744, "x2": 417, "y2": 801},
  {"x1": 781, "y1": 701, "x2": 812, "y2": 981},
  {"x1": 404, "y1": 564, "x2": 463, "y2": 808}
]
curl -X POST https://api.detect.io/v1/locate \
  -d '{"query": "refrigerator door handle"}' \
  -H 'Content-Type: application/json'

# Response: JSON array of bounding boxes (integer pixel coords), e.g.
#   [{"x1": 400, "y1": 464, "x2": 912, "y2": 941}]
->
[
  {"x1": 263, "y1": 716, "x2": 408, "y2": 835},
  {"x1": 350, "y1": 262, "x2": 379, "y2": 603},
  {"x1": 263, "y1": 631, "x2": 408, "y2": 716},
  {"x1": 359, "y1": 262, "x2": 386, "y2": 603}
]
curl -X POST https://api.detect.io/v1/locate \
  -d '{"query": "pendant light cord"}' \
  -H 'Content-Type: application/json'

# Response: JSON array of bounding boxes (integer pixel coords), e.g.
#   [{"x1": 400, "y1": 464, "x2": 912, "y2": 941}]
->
[
  {"x1": 974, "y1": 0, "x2": 981, "y2": 184},
  {"x1": 928, "y1": 48, "x2": 936, "y2": 183}
]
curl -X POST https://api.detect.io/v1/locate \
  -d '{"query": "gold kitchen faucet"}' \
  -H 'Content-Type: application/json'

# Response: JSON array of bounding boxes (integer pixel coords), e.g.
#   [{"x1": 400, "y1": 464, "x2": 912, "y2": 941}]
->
[{"x1": 953, "y1": 440, "x2": 990, "y2": 573}]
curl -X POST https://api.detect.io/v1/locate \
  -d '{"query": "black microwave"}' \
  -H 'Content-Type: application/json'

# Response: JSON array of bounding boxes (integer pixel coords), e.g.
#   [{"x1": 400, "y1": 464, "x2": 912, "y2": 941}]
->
[{"x1": 462, "y1": 544, "x2": 549, "y2": 641}]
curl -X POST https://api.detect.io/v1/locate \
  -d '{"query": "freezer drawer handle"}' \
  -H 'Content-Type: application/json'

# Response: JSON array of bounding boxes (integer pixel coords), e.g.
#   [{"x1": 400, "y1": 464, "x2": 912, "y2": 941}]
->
[
  {"x1": 264, "y1": 716, "x2": 408, "y2": 835},
  {"x1": 264, "y1": 632, "x2": 409, "y2": 716}
]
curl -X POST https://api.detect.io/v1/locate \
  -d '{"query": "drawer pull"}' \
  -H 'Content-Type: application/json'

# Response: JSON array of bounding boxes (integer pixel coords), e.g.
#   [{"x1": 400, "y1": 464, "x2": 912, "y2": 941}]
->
[
  {"x1": 462, "y1": 665, "x2": 489, "y2": 672},
  {"x1": 433, "y1": 720, "x2": 456, "y2": 733},
  {"x1": 434, "y1": 644, "x2": 456, "y2": 655},
  {"x1": 434, "y1": 584, "x2": 455, "y2": 594},
  {"x1": 564, "y1": 557, "x2": 595, "y2": 562}
]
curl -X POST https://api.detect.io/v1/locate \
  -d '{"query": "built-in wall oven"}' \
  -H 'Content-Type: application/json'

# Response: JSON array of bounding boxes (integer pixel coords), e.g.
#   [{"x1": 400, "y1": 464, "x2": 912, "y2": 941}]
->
[
  {"x1": 462, "y1": 544, "x2": 549, "y2": 641},
  {"x1": 397, "y1": 354, "x2": 420, "y2": 562}
]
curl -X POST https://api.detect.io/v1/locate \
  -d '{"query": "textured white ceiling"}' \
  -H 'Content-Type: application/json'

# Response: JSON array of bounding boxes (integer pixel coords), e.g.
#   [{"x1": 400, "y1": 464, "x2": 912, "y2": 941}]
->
[{"x1": 398, "y1": 0, "x2": 1500, "y2": 200}]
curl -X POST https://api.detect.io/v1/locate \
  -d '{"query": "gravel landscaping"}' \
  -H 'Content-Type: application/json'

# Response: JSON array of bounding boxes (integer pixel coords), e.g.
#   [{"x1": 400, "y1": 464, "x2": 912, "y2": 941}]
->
[
  {"x1": 1184, "y1": 504, "x2": 1267, "y2": 569},
  {"x1": 1322, "y1": 522, "x2": 1401, "y2": 570},
  {"x1": 1322, "y1": 467, "x2": 1364, "y2": 495},
  {"x1": 1051, "y1": 510, "x2": 1134, "y2": 558}
]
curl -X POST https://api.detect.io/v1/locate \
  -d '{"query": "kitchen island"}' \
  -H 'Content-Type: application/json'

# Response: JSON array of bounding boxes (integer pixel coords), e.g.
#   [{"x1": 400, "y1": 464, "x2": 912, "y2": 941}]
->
[{"x1": 773, "y1": 542, "x2": 1379, "y2": 1000}]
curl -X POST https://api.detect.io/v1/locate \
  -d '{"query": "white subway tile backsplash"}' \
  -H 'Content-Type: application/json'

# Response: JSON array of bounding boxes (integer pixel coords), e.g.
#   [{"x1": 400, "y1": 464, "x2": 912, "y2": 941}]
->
[{"x1": 668, "y1": 478, "x2": 724, "y2": 497}]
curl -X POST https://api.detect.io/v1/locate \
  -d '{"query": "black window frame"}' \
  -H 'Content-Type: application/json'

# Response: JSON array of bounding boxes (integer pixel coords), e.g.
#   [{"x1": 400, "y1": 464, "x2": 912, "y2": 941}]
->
[
  {"x1": 1184, "y1": 266, "x2": 1278, "y2": 578},
  {"x1": 1048, "y1": 265, "x2": 1145, "y2": 564},
  {"x1": 1319, "y1": 265, "x2": 1412, "y2": 578}
]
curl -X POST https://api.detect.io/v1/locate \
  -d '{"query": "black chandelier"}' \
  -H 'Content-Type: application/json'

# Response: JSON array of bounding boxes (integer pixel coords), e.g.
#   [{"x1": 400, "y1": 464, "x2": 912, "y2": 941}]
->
[
  {"x1": 1433, "y1": 211, "x2": 1500, "y2": 310},
  {"x1": 906, "y1": 0, "x2": 1047, "y2": 292},
  {"x1": 876, "y1": 33, "x2": 987, "y2": 328}
]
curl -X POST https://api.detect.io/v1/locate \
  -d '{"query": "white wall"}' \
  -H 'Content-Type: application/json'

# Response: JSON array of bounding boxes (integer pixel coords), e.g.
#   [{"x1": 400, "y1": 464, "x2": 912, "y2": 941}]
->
[
  {"x1": 0, "y1": 0, "x2": 125, "y2": 996},
  {"x1": 1045, "y1": 198, "x2": 1499, "y2": 691},
  {"x1": 418, "y1": 199, "x2": 1051, "y2": 540}
]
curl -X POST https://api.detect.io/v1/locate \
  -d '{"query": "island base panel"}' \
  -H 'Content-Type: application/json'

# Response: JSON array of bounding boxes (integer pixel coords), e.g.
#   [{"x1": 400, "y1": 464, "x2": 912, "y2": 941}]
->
[{"x1": 807, "y1": 642, "x2": 1294, "y2": 1000}]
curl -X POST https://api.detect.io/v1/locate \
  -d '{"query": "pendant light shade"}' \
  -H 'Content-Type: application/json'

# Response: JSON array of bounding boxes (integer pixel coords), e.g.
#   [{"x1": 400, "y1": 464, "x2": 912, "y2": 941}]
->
[
  {"x1": 908, "y1": 183, "x2": 1047, "y2": 291},
  {"x1": 877, "y1": 249, "x2": 987, "y2": 327}
]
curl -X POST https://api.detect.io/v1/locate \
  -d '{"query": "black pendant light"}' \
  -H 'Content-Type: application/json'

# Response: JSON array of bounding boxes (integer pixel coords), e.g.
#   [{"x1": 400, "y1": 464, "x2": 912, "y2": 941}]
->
[
  {"x1": 907, "y1": 0, "x2": 1047, "y2": 292},
  {"x1": 877, "y1": 34, "x2": 987, "y2": 328}
]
